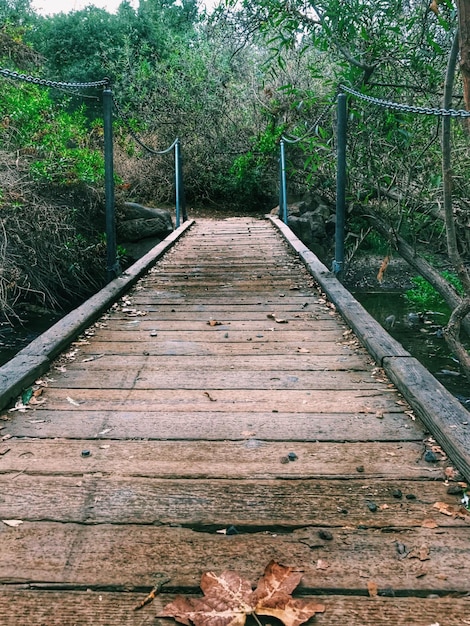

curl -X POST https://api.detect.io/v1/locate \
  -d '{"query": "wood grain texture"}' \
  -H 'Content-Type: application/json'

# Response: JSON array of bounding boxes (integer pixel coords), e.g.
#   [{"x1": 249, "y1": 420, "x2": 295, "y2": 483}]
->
[
  {"x1": 1, "y1": 523, "x2": 469, "y2": 592},
  {"x1": 2, "y1": 216, "x2": 468, "y2": 624},
  {"x1": 1, "y1": 590, "x2": 469, "y2": 626}
]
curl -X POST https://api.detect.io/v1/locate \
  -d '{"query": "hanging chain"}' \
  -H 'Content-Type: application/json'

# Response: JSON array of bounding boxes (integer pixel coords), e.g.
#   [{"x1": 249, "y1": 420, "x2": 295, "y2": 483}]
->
[
  {"x1": 340, "y1": 84, "x2": 470, "y2": 118},
  {"x1": 0, "y1": 67, "x2": 109, "y2": 91},
  {"x1": 112, "y1": 94, "x2": 177, "y2": 155}
]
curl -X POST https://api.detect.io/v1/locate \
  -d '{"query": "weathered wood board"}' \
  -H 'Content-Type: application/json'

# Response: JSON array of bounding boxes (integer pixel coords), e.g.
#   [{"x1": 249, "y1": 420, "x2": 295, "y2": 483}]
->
[
  {"x1": 1, "y1": 217, "x2": 468, "y2": 625},
  {"x1": 2, "y1": 591, "x2": 469, "y2": 626}
]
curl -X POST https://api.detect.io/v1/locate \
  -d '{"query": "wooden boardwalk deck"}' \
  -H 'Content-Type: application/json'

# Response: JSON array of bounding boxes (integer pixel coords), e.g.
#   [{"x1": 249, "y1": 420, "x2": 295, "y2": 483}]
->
[{"x1": 1, "y1": 217, "x2": 469, "y2": 625}]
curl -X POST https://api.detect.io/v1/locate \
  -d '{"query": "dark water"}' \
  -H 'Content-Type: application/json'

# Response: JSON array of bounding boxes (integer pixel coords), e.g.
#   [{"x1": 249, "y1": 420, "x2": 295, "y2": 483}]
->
[
  {"x1": 0, "y1": 312, "x2": 60, "y2": 367},
  {"x1": 354, "y1": 290, "x2": 470, "y2": 408}
]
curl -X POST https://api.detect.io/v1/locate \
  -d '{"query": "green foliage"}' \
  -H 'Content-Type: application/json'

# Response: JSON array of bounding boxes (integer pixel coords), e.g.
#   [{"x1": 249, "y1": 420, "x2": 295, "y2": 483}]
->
[
  {"x1": 228, "y1": 124, "x2": 283, "y2": 207},
  {"x1": 405, "y1": 272, "x2": 464, "y2": 309},
  {"x1": 0, "y1": 81, "x2": 104, "y2": 186}
]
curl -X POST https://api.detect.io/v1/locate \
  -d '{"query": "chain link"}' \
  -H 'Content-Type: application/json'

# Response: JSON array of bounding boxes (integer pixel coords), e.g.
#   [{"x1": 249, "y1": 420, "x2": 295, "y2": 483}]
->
[
  {"x1": 0, "y1": 67, "x2": 109, "y2": 90},
  {"x1": 112, "y1": 94, "x2": 177, "y2": 155},
  {"x1": 340, "y1": 84, "x2": 470, "y2": 118}
]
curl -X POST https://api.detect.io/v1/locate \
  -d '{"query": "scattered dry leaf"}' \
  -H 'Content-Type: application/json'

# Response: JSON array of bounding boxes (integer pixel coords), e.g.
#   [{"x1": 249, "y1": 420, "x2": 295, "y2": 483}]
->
[
  {"x1": 158, "y1": 561, "x2": 325, "y2": 626},
  {"x1": 203, "y1": 392, "x2": 217, "y2": 402},
  {"x1": 66, "y1": 397, "x2": 82, "y2": 407},
  {"x1": 367, "y1": 581, "x2": 378, "y2": 597},
  {"x1": 207, "y1": 320, "x2": 223, "y2": 327},
  {"x1": 377, "y1": 256, "x2": 390, "y2": 283},
  {"x1": 421, "y1": 519, "x2": 438, "y2": 529},
  {"x1": 433, "y1": 501, "x2": 470, "y2": 519},
  {"x1": 444, "y1": 466, "x2": 459, "y2": 480},
  {"x1": 407, "y1": 545, "x2": 430, "y2": 561}
]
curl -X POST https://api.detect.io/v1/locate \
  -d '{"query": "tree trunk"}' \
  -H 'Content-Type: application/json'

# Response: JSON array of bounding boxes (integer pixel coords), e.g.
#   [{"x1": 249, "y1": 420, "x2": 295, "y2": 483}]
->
[
  {"x1": 457, "y1": 0, "x2": 470, "y2": 114},
  {"x1": 441, "y1": 28, "x2": 470, "y2": 382}
]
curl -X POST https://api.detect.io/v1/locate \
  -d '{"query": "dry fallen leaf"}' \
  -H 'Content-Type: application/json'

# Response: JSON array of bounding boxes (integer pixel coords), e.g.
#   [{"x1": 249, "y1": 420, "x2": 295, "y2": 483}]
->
[
  {"x1": 377, "y1": 256, "x2": 390, "y2": 283},
  {"x1": 433, "y1": 501, "x2": 470, "y2": 519},
  {"x1": 203, "y1": 392, "x2": 217, "y2": 402},
  {"x1": 158, "y1": 561, "x2": 325, "y2": 626},
  {"x1": 421, "y1": 519, "x2": 438, "y2": 529},
  {"x1": 407, "y1": 544, "x2": 430, "y2": 561},
  {"x1": 367, "y1": 581, "x2": 378, "y2": 597},
  {"x1": 66, "y1": 397, "x2": 82, "y2": 407}
]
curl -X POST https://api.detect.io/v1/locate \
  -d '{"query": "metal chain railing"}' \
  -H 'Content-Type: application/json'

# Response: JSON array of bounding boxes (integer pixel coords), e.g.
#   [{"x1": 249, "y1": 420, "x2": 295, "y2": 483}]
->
[
  {"x1": 0, "y1": 67, "x2": 109, "y2": 91},
  {"x1": 1, "y1": 65, "x2": 188, "y2": 279},
  {"x1": 111, "y1": 95, "x2": 186, "y2": 227},
  {"x1": 339, "y1": 83, "x2": 470, "y2": 118},
  {"x1": 112, "y1": 95, "x2": 177, "y2": 155}
]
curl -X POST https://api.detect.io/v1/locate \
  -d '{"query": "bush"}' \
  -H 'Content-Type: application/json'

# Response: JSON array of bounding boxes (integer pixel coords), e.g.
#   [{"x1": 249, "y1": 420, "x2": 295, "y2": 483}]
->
[{"x1": 405, "y1": 272, "x2": 464, "y2": 309}]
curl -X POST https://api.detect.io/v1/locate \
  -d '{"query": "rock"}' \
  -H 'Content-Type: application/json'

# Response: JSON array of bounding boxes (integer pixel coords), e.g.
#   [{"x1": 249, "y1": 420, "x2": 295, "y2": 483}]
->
[
  {"x1": 424, "y1": 450, "x2": 439, "y2": 463},
  {"x1": 272, "y1": 193, "x2": 335, "y2": 263},
  {"x1": 318, "y1": 529, "x2": 333, "y2": 540},
  {"x1": 118, "y1": 202, "x2": 174, "y2": 243}
]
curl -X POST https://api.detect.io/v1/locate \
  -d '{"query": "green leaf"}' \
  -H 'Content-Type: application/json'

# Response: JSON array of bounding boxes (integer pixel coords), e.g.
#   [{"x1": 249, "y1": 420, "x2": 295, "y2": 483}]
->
[{"x1": 21, "y1": 388, "x2": 33, "y2": 405}]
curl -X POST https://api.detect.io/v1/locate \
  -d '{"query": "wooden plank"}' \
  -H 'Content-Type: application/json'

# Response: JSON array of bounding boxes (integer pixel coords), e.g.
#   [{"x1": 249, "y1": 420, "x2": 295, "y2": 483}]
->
[
  {"x1": 30, "y1": 388, "x2": 406, "y2": 413},
  {"x1": 108, "y1": 309, "x2": 335, "y2": 320},
  {"x1": 124, "y1": 302, "x2": 324, "y2": 310},
  {"x1": 72, "y1": 340, "x2": 357, "y2": 356},
  {"x1": 1, "y1": 523, "x2": 469, "y2": 592},
  {"x1": 114, "y1": 306, "x2": 333, "y2": 317},
  {"x1": 63, "y1": 354, "x2": 371, "y2": 372},
  {"x1": 125, "y1": 294, "x2": 324, "y2": 304},
  {"x1": 99, "y1": 319, "x2": 343, "y2": 331},
  {"x1": 75, "y1": 330, "x2": 346, "y2": 343},
  {"x1": 0, "y1": 441, "x2": 436, "y2": 480},
  {"x1": 5, "y1": 410, "x2": 424, "y2": 441},
  {"x1": 0, "y1": 476, "x2": 460, "y2": 528},
  {"x1": 47, "y1": 370, "x2": 387, "y2": 391},
  {"x1": 2, "y1": 590, "x2": 468, "y2": 626}
]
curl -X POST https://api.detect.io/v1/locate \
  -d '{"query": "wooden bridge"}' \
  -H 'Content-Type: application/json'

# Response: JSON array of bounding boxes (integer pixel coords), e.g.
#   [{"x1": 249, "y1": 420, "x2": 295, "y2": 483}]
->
[{"x1": 1, "y1": 216, "x2": 470, "y2": 625}]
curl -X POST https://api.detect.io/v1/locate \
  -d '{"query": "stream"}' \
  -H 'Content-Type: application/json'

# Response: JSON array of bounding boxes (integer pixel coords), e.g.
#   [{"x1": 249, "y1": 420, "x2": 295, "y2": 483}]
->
[{"x1": 354, "y1": 290, "x2": 470, "y2": 409}]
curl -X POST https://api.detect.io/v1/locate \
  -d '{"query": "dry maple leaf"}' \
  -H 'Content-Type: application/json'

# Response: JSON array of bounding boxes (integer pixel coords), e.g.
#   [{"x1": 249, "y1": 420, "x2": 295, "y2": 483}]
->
[
  {"x1": 376, "y1": 256, "x2": 390, "y2": 283},
  {"x1": 158, "y1": 561, "x2": 325, "y2": 626}
]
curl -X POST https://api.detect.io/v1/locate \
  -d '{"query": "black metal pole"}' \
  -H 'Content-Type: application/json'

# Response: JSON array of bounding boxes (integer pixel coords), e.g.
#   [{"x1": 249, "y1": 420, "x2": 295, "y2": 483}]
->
[
  {"x1": 279, "y1": 139, "x2": 288, "y2": 224},
  {"x1": 333, "y1": 93, "x2": 347, "y2": 277},
  {"x1": 103, "y1": 87, "x2": 119, "y2": 282},
  {"x1": 175, "y1": 139, "x2": 181, "y2": 228}
]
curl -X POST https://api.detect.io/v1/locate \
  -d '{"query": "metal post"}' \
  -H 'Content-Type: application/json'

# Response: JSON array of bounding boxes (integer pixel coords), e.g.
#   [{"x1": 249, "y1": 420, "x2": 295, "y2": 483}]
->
[
  {"x1": 279, "y1": 139, "x2": 288, "y2": 224},
  {"x1": 333, "y1": 93, "x2": 347, "y2": 277},
  {"x1": 103, "y1": 87, "x2": 119, "y2": 282},
  {"x1": 178, "y1": 139, "x2": 187, "y2": 224},
  {"x1": 175, "y1": 139, "x2": 181, "y2": 228}
]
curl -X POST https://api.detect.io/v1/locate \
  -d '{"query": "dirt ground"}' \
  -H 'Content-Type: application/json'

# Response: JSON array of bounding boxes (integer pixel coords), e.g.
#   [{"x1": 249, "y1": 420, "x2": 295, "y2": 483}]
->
[{"x1": 343, "y1": 254, "x2": 416, "y2": 292}]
